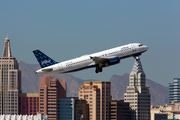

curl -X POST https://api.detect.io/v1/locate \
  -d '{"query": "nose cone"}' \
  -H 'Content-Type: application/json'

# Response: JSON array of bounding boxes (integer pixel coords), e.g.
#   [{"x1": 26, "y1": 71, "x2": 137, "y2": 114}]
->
[{"x1": 144, "y1": 45, "x2": 148, "y2": 51}]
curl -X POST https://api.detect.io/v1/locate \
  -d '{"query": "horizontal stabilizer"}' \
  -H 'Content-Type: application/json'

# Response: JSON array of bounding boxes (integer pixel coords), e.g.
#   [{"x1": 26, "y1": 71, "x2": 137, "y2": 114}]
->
[{"x1": 42, "y1": 68, "x2": 53, "y2": 72}]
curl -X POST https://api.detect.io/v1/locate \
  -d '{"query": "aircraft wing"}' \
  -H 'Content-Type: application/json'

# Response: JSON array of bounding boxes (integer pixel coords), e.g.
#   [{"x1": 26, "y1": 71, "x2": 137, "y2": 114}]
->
[
  {"x1": 90, "y1": 56, "x2": 117, "y2": 64},
  {"x1": 90, "y1": 56, "x2": 120, "y2": 73},
  {"x1": 91, "y1": 57, "x2": 109, "y2": 64}
]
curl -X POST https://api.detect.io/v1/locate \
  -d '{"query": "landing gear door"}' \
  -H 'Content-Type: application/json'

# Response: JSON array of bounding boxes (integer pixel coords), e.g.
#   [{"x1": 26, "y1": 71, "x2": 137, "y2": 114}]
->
[{"x1": 132, "y1": 44, "x2": 136, "y2": 51}]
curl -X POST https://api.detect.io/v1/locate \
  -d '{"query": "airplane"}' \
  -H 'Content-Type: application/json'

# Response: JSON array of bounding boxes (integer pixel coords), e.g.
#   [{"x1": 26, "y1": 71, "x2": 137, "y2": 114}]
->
[{"x1": 33, "y1": 43, "x2": 148, "y2": 74}]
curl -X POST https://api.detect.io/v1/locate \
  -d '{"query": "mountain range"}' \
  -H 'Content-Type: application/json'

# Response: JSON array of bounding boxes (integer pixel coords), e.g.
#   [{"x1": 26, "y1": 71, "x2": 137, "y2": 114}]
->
[{"x1": 19, "y1": 61, "x2": 168, "y2": 106}]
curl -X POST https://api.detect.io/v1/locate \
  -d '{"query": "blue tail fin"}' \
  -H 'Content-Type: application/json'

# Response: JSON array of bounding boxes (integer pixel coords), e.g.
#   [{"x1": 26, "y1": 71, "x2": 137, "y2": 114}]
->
[{"x1": 33, "y1": 50, "x2": 58, "y2": 68}]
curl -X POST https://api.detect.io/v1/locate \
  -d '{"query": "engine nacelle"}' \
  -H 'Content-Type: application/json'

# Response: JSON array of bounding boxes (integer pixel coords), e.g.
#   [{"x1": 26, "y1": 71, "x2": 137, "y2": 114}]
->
[{"x1": 105, "y1": 57, "x2": 120, "y2": 66}]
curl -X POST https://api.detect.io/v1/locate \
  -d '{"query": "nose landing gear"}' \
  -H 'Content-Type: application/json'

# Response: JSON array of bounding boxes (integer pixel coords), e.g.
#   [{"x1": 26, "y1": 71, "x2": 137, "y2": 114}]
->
[{"x1": 133, "y1": 56, "x2": 140, "y2": 61}]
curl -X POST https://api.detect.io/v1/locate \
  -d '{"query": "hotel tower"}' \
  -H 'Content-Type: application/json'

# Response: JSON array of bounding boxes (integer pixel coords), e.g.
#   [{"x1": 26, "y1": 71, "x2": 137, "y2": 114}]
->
[
  {"x1": 124, "y1": 58, "x2": 150, "y2": 120},
  {"x1": 39, "y1": 75, "x2": 66, "y2": 120},
  {"x1": 169, "y1": 78, "x2": 180, "y2": 104},
  {"x1": 0, "y1": 36, "x2": 21, "y2": 114},
  {"x1": 79, "y1": 81, "x2": 111, "y2": 120}
]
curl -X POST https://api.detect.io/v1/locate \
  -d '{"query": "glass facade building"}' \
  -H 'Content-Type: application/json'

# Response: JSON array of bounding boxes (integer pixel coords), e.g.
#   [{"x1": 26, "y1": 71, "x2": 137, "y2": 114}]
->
[
  {"x1": 169, "y1": 78, "x2": 180, "y2": 104},
  {"x1": 58, "y1": 97, "x2": 77, "y2": 120}
]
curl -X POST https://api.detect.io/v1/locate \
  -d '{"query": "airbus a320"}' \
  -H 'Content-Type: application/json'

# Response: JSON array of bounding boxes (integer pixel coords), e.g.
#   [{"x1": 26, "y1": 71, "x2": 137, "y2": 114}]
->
[{"x1": 33, "y1": 43, "x2": 148, "y2": 74}]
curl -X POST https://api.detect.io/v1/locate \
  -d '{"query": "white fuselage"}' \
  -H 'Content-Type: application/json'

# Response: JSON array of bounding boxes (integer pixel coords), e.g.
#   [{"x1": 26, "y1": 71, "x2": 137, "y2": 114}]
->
[{"x1": 36, "y1": 43, "x2": 148, "y2": 74}]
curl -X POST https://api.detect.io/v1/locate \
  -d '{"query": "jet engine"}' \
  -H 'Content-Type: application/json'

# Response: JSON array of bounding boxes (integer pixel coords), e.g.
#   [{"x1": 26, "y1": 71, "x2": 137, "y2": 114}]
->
[{"x1": 105, "y1": 57, "x2": 120, "y2": 67}]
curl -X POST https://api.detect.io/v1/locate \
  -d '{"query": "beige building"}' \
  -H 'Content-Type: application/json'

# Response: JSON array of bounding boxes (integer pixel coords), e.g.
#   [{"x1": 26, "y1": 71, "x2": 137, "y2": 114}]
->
[
  {"x1": 79, "y1": 81, "x2": 111, "y2": 120},
  {"x1": 0, "y1": 36, "x2": 21, "y2": 114},
  {"x1": 124, "y1": 58, "x2": 150, "y2": 120},
  {"x1": 151, "y1": 101, "x2": 180, "y2": 119},
  {"x1": 39, "y1": 75, "x2": 66, "y2": 120}
]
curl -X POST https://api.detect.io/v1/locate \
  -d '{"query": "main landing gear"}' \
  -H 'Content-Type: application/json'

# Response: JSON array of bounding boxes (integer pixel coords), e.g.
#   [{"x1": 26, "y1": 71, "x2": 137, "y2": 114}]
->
[{"x1": 95, "y1": 64, "x2": 103, "y2": 73}]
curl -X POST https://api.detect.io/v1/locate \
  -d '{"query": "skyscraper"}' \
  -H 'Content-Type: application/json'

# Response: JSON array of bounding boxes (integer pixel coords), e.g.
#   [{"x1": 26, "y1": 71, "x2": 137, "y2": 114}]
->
[
  {"x1": 39, "y1": 75, "x2": 66, "y2": 120},
  {"x1": 58, "y1": 97, "x2": 77, "y2": 120},
  {"x1": 0, "y1": 36, "x2": 21, "y2": 114},
  {"x1": 79, "y1": 81, "x2": 111, "y2": 120},
  {"x1": 169, "y1": 78, "x2": 180, "y2": 104},
  {"x1": 124, "y1": 58, "x2": 150, "y2": 120}
]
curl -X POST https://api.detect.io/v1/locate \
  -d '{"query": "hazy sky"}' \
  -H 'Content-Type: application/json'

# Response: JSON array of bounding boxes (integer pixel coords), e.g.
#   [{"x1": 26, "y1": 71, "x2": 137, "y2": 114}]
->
[{"x1": 0, "y1": 1, "x2": 179, "y2": 86}]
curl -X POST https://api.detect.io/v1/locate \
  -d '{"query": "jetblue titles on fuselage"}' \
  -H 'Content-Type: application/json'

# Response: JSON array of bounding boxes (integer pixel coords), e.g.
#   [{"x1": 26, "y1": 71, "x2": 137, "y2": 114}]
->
[{"x1": 33, "y1": 43, "x2": 148, "y2": 74}]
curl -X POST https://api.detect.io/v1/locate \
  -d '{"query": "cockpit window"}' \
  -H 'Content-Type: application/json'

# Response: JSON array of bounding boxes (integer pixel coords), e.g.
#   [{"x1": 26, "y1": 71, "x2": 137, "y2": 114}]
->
[{"x1": 138, "y1": 44, "x2": 143, "y2": 47}]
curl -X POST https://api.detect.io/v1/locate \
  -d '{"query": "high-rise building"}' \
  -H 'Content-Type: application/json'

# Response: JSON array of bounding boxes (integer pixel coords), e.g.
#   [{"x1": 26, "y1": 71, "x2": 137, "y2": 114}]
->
[
  {"x1": 19, "y1": 93, "x2": 39, "y2": 115},
  {"x1": 39, "y1": 75, "x2": 66, "y2": 120},
  {"x1": 79, "y1": 81, "x2": 111, "y2": 120},
  {"x1": 169, "y1": 78, "x2": 180, "y2": 104},
  {"x1": 58, "y1": 97, "x2": 77, "y2": 120},
  {"x1": 74, "y1": 99, "x2": 89, "y2": 120},
  {"x1": 110, "y1": 100, "x2": 130, "y2": 120},
  {"x1": 124, "y1": 58, "x2": 150, "y2": 120},
  {"x1": 0, "y1": 36, "x2": 21, "y2": 114}
]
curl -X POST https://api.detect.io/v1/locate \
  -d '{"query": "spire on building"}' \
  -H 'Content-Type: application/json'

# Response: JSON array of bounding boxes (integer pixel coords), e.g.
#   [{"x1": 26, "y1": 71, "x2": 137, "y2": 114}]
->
[
  {"x1": 131, "y1": 58, "x2": 144, "y2": 74},
  {"x1": 2, "y1": 36, "x2": 12, "y2": 57},
  {"x1": 124, "y1": 57, "x2": 150, "y2": 120},
  {"x1": 129, "y1": 58, "x2": 146, "y2": 87}
]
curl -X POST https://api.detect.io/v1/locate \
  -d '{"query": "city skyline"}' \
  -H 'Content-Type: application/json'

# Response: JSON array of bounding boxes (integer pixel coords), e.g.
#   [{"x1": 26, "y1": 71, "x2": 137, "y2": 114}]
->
[
  {"x1": 0, "y1": 36, "x2": 168, "y2": 106},
  {"x1": 0, "y1": 35, "x2": 178, "y2": 119},
  {"x1": 0, "y1": 1, "x2": 180, "y2": 87}
]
